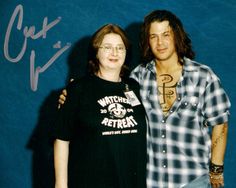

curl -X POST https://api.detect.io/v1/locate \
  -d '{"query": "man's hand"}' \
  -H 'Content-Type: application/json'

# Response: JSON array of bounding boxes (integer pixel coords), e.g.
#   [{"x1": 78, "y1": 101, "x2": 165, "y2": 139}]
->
[
  {"x1": 209, "y1": 173, "x2": 224, "y2": 188},
  {"x1": 57, "y1": 79, "x2": 74, "y2": 109},
  {"x1": 57, "y1": 89, "x2": 67, "y2": 109}
]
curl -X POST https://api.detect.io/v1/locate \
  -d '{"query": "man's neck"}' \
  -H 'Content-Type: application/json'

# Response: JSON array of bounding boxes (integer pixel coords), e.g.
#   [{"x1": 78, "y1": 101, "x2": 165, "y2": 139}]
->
[{"x1": 155, "y1": 56, "x2": 181, "y2": 73}]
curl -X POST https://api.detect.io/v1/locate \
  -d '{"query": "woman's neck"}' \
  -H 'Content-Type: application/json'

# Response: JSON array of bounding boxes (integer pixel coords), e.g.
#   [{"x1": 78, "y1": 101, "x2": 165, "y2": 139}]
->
[{"x1": 96, "y1": 70, "x2": 121, "y2": 82}]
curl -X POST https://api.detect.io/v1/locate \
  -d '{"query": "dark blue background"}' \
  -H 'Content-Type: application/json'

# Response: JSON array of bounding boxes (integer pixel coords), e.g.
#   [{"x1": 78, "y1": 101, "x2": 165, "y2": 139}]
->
[{"x1": 0, "y1": 0, "x2": 235, "y2": 187}]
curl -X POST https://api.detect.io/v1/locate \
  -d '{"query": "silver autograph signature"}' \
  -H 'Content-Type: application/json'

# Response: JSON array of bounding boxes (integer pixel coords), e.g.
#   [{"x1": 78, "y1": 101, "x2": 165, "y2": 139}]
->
[{"x1": 3, "y1": 4, "x2": 71, "y2": 91}]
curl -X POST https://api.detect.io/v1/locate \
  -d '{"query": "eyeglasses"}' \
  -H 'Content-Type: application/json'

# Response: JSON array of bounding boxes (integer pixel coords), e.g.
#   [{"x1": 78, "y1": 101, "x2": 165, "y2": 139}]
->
[{"x1": 99, "y1": 45, "x2": 126, "y2": 54}]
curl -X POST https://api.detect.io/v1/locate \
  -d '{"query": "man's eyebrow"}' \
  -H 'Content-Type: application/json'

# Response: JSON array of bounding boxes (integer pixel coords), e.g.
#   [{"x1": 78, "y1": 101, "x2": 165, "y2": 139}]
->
[{"x1": 149, "y1": 30, "x2": 171, "y2": 35}]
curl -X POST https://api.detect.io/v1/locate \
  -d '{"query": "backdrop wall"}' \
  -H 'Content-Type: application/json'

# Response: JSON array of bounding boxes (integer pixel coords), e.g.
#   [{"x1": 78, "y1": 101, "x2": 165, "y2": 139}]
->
[{"x1": 0, "y1": 0, "x2": 235, "y2": 187}]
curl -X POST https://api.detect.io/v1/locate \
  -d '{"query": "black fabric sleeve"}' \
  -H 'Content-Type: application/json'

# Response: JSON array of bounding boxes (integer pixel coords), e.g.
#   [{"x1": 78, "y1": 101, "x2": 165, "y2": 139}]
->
[{"x1": 53, "y1": 80, "x2": 80, "y2": 141}]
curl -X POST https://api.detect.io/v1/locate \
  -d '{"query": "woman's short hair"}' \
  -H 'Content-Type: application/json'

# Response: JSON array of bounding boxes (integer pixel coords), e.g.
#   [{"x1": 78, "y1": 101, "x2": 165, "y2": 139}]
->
[{"x1": 88, "y1": 24, "x2": 131, "y2": 77}]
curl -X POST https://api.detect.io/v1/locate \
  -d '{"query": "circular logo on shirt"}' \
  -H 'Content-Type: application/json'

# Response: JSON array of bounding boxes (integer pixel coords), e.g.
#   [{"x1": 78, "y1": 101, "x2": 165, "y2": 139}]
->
[{"x1": 108, "y1": 103, "x2": 127, "y2": 118}]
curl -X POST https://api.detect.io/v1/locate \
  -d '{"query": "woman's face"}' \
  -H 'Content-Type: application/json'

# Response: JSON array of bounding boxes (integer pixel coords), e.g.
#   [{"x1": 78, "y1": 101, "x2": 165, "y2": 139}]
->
[{"x1": 97, "y1": 33, "x2": 126, "y2": 73}]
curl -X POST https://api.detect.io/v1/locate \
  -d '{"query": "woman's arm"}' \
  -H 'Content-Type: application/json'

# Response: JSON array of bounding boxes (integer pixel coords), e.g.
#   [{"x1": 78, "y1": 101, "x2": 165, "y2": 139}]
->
[{"x1": 54, "y1": 139, "x2": 70, "y2": 188}]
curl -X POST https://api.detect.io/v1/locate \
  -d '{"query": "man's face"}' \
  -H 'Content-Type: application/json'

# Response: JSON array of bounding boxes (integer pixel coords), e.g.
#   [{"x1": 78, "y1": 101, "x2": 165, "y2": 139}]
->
[{"x1": 149, "y1": 21, "x2": 177, "y2": 62}]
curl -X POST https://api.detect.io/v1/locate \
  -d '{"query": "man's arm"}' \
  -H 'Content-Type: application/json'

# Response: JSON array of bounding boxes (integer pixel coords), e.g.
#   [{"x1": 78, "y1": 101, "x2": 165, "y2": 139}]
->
[
  {"x1": 57, "y1": 78, "x2": 75, "y2": 109},
  {"x1": 58, "y1": 89, "x2": 67, "y2": 109},
  {"x1": 211, "y1": 123, "x2": 228, "y2": 164},
  {"x1": 54, "y1": 139, "x2": 69, "y2": 188},
  {"x1": 210, "y1": 123, "x2": 228, "y2": 188}
]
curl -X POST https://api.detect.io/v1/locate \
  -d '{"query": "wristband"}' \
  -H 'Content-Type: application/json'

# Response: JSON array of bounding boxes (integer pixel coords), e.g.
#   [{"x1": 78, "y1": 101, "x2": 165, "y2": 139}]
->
[{"x1": 209, "y1": 162, "x2": 224, "y2": 174}]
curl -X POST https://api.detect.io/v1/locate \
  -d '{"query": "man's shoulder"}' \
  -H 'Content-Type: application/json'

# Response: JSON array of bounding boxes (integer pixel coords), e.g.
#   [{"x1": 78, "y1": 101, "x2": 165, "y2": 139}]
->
[
  {"x1": 184, "y1": 58, "x2": 213, "y2": 73},
  {"x1": 131, "y1": 60, "x2": 155, "y2": 74},
  {"x1": 184, "y1": 58, "x2": 220, "y2": 82},
  {"x1": 131, "y1": 63, "x2": 145, "y2": 72}
]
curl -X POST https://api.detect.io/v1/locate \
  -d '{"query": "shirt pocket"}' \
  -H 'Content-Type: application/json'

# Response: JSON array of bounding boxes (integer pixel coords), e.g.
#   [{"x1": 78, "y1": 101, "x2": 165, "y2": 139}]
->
[{"x1": 176, "y1": 96, "x2": 199, "y2": 122}]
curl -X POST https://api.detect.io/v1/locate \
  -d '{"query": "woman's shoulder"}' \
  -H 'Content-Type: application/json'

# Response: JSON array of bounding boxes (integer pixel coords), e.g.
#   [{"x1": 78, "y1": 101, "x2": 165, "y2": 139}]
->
[
  {"x1": 124, "y1": 77, "x2": 139, "y2": 85},
  {"x1": 66, "y1": 74, "x2": 93, "y2": 89},
  {"x1": 123, "y1": 77, "x2": 140, "y2": 91}
]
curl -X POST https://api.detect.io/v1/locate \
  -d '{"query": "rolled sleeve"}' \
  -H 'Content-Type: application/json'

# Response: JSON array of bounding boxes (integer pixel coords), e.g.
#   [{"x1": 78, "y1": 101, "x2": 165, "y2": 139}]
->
[{"x1": 202, "y1": 73, "x2": 231, "y2": 127}]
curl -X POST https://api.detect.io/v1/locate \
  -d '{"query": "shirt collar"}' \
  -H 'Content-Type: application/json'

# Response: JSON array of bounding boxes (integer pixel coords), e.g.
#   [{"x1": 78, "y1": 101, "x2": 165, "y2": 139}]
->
[
  {"x1": 145, "y1": 57, "x2": 198, "y2": 74},
  {"x1": 145, "y1": 60, "x2": 156, "y2": 75},
  {"x1": 182, "y1": 57, "x2": 199, "y2": 72}
]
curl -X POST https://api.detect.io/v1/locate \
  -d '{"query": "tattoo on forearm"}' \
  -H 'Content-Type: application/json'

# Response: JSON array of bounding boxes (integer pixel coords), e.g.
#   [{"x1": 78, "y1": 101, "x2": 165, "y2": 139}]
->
[{"x1": 212, "y1": 125, "x2": 227, "y2": 149}]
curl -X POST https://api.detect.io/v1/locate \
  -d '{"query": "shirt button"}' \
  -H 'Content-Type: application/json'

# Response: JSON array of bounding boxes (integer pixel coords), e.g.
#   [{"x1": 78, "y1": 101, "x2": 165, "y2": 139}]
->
[
  {"x1": 162, "y1": 150, "x2": 166, "y2": 153},
  {"x1": 161, "y1": 120, "x2": 165, "y2": 123},
  {"x1": 163, "y1": 165, "x2": 167, "y2": 168},
  {"x1": 161, "y1": 134, "x2": 165, "y2": 138},
  {"x1": 177, "y1": 97, "x2": 181, "y2": 101},
  {"x1": 169, "y1": 110, "x2": 173, "y2": 113},
  {"x1": 184, "y1": 102, "x2": 188, "y2": 105}
]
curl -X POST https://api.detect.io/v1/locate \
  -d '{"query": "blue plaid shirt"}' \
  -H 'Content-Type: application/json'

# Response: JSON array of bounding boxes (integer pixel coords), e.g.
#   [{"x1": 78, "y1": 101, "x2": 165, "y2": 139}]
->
[{"x1": 130, "y1": 57, "x2": 231, "y2": 188}]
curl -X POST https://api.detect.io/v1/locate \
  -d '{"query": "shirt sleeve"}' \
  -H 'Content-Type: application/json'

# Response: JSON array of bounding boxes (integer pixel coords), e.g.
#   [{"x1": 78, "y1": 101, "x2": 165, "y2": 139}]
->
[
  {"x1": 130, "y1": 65, "x2": 141, "y2": 82},
  {"x1": 53, "y1": 81, "x2": 79, "y2": 141},
  {"x1": 202, "y1": 71, "x2": 231, "y2": 127}
]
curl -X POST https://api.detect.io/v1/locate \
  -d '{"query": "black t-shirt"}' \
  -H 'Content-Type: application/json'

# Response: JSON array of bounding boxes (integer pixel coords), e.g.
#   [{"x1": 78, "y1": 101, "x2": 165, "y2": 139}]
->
[{"x1": 54, "y1": 75, "x2": 146, "y2": 188}]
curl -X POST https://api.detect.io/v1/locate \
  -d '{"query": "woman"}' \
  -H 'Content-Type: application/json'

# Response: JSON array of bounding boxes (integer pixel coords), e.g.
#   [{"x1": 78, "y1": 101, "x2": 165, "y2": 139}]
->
[{"x1": 54, "y1": 24, "x2": 146, "y2": 188}]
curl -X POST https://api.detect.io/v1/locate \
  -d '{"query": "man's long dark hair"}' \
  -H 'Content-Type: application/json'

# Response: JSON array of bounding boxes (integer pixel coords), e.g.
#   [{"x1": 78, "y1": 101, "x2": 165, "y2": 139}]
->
[{"x1": 140, "y1": 10, "x2": 195, "y2": 65}]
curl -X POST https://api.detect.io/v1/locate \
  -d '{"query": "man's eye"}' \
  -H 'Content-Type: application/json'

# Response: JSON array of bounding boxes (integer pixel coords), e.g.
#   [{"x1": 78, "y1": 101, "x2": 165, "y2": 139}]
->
[
  {"x1": 163, "y1": 33, "x2": 170, "y2": 37},
  {"x1": 149, "y1": 35, "x2": 157, "y2": 39}
]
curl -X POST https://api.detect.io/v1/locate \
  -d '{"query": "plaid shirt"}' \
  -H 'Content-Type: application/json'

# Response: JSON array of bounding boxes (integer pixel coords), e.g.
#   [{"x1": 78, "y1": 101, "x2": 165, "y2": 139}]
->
[{"x1": 130, "y1": 57, "x2": 231, "y2": 188}]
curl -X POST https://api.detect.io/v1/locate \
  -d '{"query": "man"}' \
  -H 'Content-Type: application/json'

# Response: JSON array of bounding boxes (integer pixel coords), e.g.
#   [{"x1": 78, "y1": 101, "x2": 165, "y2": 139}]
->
[
  {"x1": 130, "y1": 10, "x2": 230, "y2": 188},
  {"x1": 58, "y1": 10, "x2": 230, "y2": 188}
]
